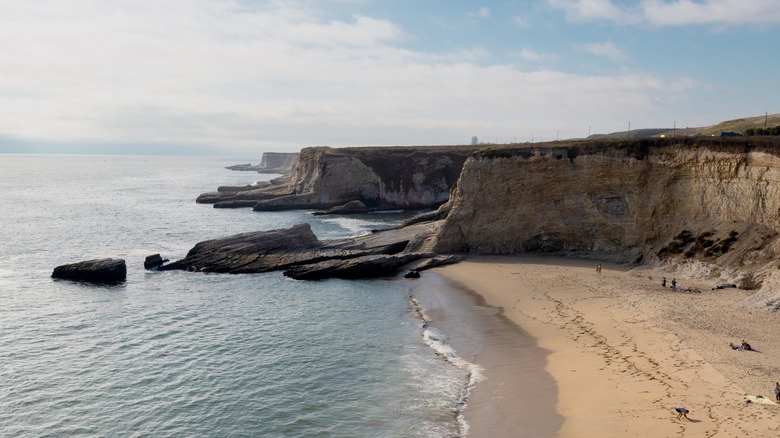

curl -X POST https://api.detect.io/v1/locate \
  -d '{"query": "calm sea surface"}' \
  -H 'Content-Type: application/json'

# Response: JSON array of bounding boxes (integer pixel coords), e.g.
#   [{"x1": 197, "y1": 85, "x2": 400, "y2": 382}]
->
[{"x1": 0, "y1": 155, "x2": 470, "y2": 437}]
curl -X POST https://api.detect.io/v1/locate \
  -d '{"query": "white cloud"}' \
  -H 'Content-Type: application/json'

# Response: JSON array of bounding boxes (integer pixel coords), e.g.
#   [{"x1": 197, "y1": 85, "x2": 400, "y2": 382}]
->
[
  {"x1": 578, "y1": 42, "x2": 627, "y2": 61},
  {"x1": 512, "y1": 15, "x2": 529, "y2": 28},
  {"x1": 546, "y1": 0, "x2": 635, "y2": 23},
  {"x1": 641, "y1": 0, "x2": 780, "y2": 25},
  {"x1": 465, "y1": 7, "x2": 491, "y2": 18},
  {"x1": 548, "y1": 0, "x2": 780, "y2": 25},
  {"x1": 512, "y1": 49, "x2": 560, "y2": 62},
  {"x1": 0, "y1": 0, "x2": 698, "y2": 150}
]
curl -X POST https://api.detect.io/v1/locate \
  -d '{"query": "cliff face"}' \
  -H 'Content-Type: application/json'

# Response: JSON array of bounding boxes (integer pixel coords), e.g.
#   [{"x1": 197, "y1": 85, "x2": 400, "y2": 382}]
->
[
  {"x1": 253, "y1": 146, "x2": 475, "y2": 210},
  {"x1": 257, "y1": 152, "x2": 298, "y2": 174},
  {"x1": 433, "y1": 139, "x2": 780, "y2": 269}
]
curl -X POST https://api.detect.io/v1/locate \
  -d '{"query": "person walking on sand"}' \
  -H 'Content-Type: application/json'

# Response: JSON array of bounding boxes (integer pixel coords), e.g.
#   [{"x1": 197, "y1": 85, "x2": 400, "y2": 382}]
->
[
  {"x1": 662, "y1": 277, "x2": 667, "y2": 288},
  {"x1": 675, "y1": 406, "x2": 690, "y2": 420},
  {"x1": 774, "y1": 382, "x2": 780, "y2": 402},
  {"x1": 596, "y1": 264, "x2": 602, "y2": 275},
  {"x1": 671, "y1": 278, "x2": 677, "y2": 292}
]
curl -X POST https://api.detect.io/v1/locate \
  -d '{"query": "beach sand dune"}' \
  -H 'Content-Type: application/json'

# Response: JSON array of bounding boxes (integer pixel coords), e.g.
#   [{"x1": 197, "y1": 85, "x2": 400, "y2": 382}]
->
[{"x1": 428, "y1": 256, "x2": 780, "y2": 437}]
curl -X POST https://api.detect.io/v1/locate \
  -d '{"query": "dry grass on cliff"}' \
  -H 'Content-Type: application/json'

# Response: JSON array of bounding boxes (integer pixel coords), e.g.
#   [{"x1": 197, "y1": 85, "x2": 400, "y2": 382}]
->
[{"x1": 473, "y1": 136, "x2": 780, "y2": 161}]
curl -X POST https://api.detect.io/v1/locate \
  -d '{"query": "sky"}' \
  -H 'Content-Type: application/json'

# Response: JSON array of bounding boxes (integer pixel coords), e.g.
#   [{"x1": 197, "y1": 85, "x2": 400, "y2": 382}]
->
[{"x1": 0, "y1": 0, "x2": 778, "y2": 155}]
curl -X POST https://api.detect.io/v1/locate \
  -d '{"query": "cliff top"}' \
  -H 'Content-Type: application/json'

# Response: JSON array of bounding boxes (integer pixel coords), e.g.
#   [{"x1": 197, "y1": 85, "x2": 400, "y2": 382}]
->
[
  {"x1": 472, "y1": 136, "x2": 780, "y2": 161},
  {"x1": 303, "y1": 145, "x2": 481, "y2": 156}
]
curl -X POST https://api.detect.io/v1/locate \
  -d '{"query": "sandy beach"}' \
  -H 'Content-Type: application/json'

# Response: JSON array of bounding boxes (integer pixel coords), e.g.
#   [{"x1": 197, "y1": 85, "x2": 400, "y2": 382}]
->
[{"x1": 423, "y1": 256, "x2": 780, "y2": 437}]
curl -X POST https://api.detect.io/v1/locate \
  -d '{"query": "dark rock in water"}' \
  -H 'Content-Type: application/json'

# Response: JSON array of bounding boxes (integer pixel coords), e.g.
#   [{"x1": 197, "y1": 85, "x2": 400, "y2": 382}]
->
[
  {"x1": 213, "y1": 200, "x2": 259, "y2": 209},
  {"x1": 52, "y1": 258, "x2": 127, "y2": 283},
  {"x1": 153, "y1": 218, "x2": 441, "y2": 279},
  {"x1": 156, "y1": 221, "x2": 416, "y2": 277},
  {"x1": 404, "y1": 270, "x2": 421, "y2": 279},
  {"x1": 196, "y1": 192, "x2": 228, "y2": 204},
  {"x1": 283, "y1": 253, "x2": 427, "y2": 280},
  {"x1": 144, "y1": 254, "x2": 168, "y2": 270},
  {"x1": 158, "y1": 223, "x2": 323, "y2": 274},
  {"x1": 311, "y1": 200, "x2": 369, "y2": 216}
]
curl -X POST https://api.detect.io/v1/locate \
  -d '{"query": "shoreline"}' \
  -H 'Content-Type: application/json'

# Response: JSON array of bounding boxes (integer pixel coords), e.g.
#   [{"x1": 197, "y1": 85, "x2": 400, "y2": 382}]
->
[
  {"x1": 427, "y1": 255, "x2": 780, "y2": 437},
  {"x1": 410, "y1": 272, "x2": 561, "y2": 437}
]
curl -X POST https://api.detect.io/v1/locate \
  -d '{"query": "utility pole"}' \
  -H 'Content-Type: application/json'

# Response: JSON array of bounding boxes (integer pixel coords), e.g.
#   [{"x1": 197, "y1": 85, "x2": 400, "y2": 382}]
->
[
  {"x1": 627, "y1": 122, "x2": 631, "y2": 139},
  {"x1": 556, "y1": 130, "x2": 559, "y2": 141},
  {"x1": 588, "y1": 125, "x2": 591, "y2": 138},
  {"x1": 673, "y1": 120, "x2": 676, "y2": 137},
  {"x1": 531, "y1": 132, "x2": 534, "y2": 144},
  {"x1": 765, "y1": 112, "x2": 769, "y2": 131}
]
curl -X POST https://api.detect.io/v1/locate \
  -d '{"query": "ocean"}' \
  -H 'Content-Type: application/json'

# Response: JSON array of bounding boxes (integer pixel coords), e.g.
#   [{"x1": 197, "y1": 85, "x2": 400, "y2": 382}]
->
[{"x1": 0, "y1": 155, "x2": 474, "y2": 437}]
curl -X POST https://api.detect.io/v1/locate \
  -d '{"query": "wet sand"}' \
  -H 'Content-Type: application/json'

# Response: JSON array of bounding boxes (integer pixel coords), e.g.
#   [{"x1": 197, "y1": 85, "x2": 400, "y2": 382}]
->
[
  {"x1": 424, "y1": 255, "x2": 780, "y2": 437},
  {"x1": 410, "y1": 273, "x2": 562, "y2": 437}
]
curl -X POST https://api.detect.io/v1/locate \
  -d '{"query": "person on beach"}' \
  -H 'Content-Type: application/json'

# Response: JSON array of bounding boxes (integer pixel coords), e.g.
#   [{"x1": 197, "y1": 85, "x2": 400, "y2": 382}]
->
[
  {"x1": 774, "y1": 382, "x2": 780, "y2": 402},
  {"x1": 671, "y1": 278, "x2": 677, "y2": 292},
  {"x1": 662, "y1": 277, "x2": 667, "y2": 288},
  {"x1": 596, "y1": 264, "x2": 602, "y2": 275},
  {"x1": 741, "y1": 340, "x2": 752, "y2": 351},
  {"x1": 675, "y1": 406, "x2": 690, "y2": 420}
]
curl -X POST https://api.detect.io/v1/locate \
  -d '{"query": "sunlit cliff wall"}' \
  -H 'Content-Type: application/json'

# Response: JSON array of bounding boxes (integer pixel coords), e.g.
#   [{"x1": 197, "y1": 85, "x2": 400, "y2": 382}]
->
[{"x1": 432, "y1": 138, "x2": 780, "y2": 267}]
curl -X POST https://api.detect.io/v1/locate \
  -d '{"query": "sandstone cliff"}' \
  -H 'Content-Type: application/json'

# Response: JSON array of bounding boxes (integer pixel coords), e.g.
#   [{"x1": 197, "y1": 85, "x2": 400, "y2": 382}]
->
[
  {"x1": 226, "y1": 152, "x2": 298, "y2": 173},
  {"x1": 431, "y1": 137, "x2": 780, "y2": 295},
  {"x1": 256, "y1": 152, "x2": 298, "y2": 174},
  {"x1": 199, "y1": 145, "x2": 477, "y2": 211}
]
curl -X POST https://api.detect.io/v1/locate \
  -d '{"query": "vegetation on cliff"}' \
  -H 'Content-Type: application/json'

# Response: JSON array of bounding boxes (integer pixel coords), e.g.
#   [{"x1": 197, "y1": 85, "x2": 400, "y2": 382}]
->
[{"x1": 474, "y1": 136, "x2": 780, "y2": 162}]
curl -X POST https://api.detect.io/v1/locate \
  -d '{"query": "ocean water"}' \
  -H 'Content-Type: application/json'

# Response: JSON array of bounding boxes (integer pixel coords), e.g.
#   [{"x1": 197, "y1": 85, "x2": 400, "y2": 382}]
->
[{"x1": 0, "y1": 155, "x2": 471, "y2": 437}]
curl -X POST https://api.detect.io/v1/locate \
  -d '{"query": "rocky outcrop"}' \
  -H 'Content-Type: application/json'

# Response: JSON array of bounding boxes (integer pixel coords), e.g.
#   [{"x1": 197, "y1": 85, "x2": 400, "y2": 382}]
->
[
  {"x1": 158, "y1": 224, "x2": 324, "y2": 273},
  {"x1": 311, "y1": 200, "x2": 369, "y2": 216},
  {"x1": 154, "y1": 221, "x2": 442, "y2": 277},
  {"x1": 196, "y1": 175, "x2": 291, "y2": 205},
  {"x1": 432, "y1": 138, "x2": 780, "y2": 270},
  {"x1": 144, "y1": 254, "x2": 168, "y2": 270},
  {"x1": 283, "y1": 253, "x2": 427, "y2": 280},
  {"x1": 52, "y1": 258, "x2": 127, "y2": 283},
  {"x1": 226, "y1": 152, "x2": 298, "y2": 173},
  {"x1": 199, "y1": 146, "x2": 478, "y2": 211}
]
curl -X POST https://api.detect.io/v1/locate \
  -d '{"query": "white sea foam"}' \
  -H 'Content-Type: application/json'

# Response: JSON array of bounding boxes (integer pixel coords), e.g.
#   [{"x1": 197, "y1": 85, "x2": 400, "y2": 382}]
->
[
  {"x1": 321, "y1": 217, "x2": 379, "y2": 237},
  {"x1": 409, "y1": 297, "x2": 484, "y2": 437}
]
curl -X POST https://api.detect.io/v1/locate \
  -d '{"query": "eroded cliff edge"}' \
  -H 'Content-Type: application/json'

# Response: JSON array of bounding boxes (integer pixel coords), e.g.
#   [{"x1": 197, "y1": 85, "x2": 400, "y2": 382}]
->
[
  {"x1": 198, "y1": 145, "x2": 477, "y2": 210},
  {"x1": 430, "y1": 137, "x2": 780, "y2": 305}
]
